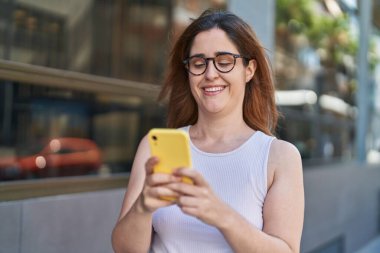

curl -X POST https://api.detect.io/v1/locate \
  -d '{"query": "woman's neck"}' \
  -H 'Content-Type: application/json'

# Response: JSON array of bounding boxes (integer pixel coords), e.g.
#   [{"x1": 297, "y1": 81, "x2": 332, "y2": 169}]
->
[
  {"x1": 189, "y1": 117, "x2": 255, "y2": 153},
  {"x1": 197, "y1": 107, "x2": 247, "y2": 129}
]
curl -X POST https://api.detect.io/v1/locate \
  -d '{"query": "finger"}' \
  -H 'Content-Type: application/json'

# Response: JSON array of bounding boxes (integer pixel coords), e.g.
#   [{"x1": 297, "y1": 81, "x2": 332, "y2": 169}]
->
[
  {"x1": 177, "y1": 195, "x2": 198, "y2": 207},
  {"x1": 145, "y1": 156, "x2": 159, "y2": 174},
  {"x1": 174, "y1": 168, "x2": 208, "y2": 186},
  {"x1": 146, "y1": 173, "x2": 181, "y2": 186},
  {"x1": 146, "y1": 185, "x2": 180, "y2": 200},
  {"x1": 168, "y1": 182, "x2": 206, "y2": 197},
  {"x1": 141, "y1": 194, "x2": 175, "y2": 212}
]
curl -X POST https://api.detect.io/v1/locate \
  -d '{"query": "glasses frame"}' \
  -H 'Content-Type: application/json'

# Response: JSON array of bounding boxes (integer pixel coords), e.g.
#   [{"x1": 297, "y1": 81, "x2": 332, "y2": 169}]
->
[{"x1": 183, "y1": 52, "x2": 249, "y2": 76}]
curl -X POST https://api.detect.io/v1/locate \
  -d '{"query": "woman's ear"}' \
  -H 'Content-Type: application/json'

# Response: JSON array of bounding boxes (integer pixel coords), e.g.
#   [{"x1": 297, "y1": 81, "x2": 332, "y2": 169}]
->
[{"x1": 245, "y1": 59, "x2": 257, "y2": 83}]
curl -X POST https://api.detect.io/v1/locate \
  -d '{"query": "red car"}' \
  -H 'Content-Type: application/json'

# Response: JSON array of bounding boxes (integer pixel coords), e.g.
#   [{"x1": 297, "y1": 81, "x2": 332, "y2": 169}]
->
[{"x1": 0, "y1": 138, "x2": 102, "y2": 180}]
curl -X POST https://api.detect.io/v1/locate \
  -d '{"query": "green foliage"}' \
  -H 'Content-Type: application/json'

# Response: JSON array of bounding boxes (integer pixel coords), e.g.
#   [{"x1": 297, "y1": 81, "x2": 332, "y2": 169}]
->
[
  {"x1": 276, "y1": 0, "x2": 358, "y2": 69},
  {"x1": 369, "y1": 40, "x2": 380, "y2": 71},
  {"x1": 276, "y1": 0, "x2": 314, "y2": 32},
  {"x1": 277, "y1": 0, "x2": 380, "y2": 72}
]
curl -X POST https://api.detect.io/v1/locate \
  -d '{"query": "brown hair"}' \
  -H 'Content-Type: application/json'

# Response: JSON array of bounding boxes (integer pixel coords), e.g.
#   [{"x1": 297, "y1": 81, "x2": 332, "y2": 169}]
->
[{"x1": 159, "y1": 9, "x2": 278, "y2": 135}]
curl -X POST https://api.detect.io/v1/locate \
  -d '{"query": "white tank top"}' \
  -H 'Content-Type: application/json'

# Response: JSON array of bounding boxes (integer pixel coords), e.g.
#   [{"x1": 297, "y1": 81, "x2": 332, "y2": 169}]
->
[{"x1": 150, "y1": 126, "x2": 275, "y2": 253}]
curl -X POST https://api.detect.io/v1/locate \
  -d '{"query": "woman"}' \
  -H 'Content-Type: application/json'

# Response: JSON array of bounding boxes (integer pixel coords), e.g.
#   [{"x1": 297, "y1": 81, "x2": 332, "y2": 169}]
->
[{"x1": 112, "y1": 9, "x2": 304, "y2": 253}]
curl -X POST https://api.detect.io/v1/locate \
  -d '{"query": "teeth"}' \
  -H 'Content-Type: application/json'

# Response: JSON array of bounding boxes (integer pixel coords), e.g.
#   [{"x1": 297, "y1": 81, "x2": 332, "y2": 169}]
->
[{"x1": 204, "y1": 86, "x2": 224, "y2": 92}]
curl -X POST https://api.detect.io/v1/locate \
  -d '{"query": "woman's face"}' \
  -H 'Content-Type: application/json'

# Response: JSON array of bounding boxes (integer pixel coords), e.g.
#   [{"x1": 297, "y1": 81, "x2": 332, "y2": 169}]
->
[{"x1": 187, "y1": 27, "x2": 256, "y2": 117}]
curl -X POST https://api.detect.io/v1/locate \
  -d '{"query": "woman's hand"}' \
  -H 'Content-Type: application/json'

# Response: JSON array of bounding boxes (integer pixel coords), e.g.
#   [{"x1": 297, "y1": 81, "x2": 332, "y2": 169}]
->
[
  {"x1": 171, "y1": 168, "x2": 233, "y2": 228},
  {"x1": 136, "y1": 157, "x2": 181, "y2": 214}
]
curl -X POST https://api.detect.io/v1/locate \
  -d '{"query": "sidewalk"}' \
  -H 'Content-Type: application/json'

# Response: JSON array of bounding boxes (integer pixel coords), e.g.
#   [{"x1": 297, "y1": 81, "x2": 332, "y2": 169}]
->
[{"x1": 355, "y1": 236, "x2": 380, "y2": 253}]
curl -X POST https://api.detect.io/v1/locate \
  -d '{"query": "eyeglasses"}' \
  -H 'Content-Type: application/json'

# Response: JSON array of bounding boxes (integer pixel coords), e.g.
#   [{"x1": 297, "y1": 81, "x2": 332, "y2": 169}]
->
[{"x1": 183, "y1": 52, "x2": 249, "y2": 76}]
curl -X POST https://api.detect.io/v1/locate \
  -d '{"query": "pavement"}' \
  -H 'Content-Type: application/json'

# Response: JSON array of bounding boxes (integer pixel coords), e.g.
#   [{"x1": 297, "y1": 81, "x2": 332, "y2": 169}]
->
[{"x1": 355, "y1": 236, "x2": 380, "y2": 253}]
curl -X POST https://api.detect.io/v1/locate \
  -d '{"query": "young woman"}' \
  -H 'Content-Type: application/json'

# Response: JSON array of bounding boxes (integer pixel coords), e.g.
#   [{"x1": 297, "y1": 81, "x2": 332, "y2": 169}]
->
[{"x1": 112, "y1": 9, "x2": 304, "y2": 253}]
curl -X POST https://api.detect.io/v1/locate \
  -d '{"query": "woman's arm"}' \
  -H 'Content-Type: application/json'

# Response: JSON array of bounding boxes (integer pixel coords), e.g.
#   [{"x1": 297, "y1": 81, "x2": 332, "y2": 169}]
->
[
  {"x1": 111, "y1": 136, "x2": 180, "y2": 253},
  {"x1": 172, "y1": 139, "x2": 304, "y2": 253},
  {"x1": 111, "y1": 136, "x2": 152, "y2": 253},
  {"x1": 219, "y1": 139, "x2": 304, "y2": 253}
]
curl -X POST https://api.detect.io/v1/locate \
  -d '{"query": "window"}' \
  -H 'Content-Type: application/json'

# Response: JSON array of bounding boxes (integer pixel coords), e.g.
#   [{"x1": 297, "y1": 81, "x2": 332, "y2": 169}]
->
[
  {"x1": 0, "y1": 74, "x2": 165, "y2": 181},
  {"x1": 275, "y1": 0, "x2": 361, "y2": 163}
]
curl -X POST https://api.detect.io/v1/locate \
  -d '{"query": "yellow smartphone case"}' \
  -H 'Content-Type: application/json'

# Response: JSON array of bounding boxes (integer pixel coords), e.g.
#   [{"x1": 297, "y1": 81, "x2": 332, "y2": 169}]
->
[{"x1": 148, "y1": 128, "x2": 193, "y2": 187}]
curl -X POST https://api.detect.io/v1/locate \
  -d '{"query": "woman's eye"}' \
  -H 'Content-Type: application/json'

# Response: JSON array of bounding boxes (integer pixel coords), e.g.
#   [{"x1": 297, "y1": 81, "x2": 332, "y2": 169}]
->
[
  {"x1": 217, "y1": 61, "x2": 232, "y2": 66},
  {"x1": 191, "y1": 60, "x2": 206, "y2": 68},
  {"x1": 216, "y1": 55, "x2": 234, "y2": 66}
]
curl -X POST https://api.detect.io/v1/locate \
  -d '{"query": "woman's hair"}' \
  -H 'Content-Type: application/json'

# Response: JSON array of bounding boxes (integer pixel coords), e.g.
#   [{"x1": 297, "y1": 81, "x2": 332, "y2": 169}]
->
[{"x1": 159, "y1": 9, "x2": 278, "y2": 135}]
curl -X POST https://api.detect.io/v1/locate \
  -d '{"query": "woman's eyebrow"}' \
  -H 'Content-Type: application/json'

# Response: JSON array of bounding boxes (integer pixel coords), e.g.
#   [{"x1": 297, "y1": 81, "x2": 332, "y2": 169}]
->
[
  {"x1": 188, "y1": 53, "x2": 205, "y2": 58},
  {"x1": 215, "y1": 51, "x2": 233, "y2": 55},
  {"x1": 189, "y1": 51, "x2": 234, "y2": 58}
]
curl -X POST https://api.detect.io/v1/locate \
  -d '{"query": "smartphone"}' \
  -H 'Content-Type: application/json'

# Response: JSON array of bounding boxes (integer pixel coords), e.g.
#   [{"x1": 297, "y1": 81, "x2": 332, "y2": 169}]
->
[{"x1": 148, "y1": 128, "x2": 193, "y2": 187}]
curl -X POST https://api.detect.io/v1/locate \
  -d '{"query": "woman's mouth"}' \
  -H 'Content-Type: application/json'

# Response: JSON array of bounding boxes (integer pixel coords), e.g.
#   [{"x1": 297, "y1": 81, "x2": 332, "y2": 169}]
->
[{"x1": 202, "y1": 86, "x2": 226, "y2": 95}]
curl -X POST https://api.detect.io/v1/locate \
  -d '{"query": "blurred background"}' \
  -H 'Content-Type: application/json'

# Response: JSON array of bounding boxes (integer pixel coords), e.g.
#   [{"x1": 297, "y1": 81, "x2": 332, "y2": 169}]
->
[{"x1": 0, "y1": 0, "x2": 379, "y2": 252}]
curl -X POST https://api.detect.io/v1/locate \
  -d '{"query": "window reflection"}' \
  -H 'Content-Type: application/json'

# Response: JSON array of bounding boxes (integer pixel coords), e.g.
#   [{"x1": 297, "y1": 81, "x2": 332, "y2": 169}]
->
[
  {"x1": 7, "y1": 6, "x2": 65, "y2": 67},
  {"x1": 0, "y1": 137, "x2": 101, "y2": 179},
  {"x1": 275, "y1": 0, "x2": 360, "y2": 163},
  {"x1": 0, "y1": 81, "x2": 166, "y2": 181}
]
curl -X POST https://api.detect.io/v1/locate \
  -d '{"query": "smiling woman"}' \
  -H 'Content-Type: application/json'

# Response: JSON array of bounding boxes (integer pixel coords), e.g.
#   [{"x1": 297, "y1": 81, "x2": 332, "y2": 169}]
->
[
  {"x1": 112, "y1": 9, "x2": 304, "y2": 253},
  {"x1": 184, "y1": 28, "x2": 255, "y2": 117},
  {"x1": 160, "y1": 10, "x2": 278, "y2": 135}
]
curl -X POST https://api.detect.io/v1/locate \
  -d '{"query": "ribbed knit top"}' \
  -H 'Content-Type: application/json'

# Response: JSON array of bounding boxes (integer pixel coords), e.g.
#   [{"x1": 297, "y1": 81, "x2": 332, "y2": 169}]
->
[{"x1": 150, "y1": 126, "x2": 275, "y2": 253}]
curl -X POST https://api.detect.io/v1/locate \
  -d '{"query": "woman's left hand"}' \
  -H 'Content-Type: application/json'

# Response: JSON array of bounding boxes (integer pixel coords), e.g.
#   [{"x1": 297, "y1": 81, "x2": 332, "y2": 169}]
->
[{"x1": 170, "y1": 168, "x2": 232, "y2": 228}]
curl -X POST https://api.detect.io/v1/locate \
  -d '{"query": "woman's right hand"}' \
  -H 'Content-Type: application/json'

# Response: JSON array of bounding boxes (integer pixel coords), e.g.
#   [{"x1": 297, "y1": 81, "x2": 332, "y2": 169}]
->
[{"x1": 135, "y1": 156, "x2": 180, "y2": 214}]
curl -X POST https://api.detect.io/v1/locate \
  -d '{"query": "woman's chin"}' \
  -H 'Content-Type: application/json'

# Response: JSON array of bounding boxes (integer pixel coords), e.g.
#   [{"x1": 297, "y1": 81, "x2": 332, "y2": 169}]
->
[{"x1": 201, "y1": 104, "x2": 225, "y2": 114}]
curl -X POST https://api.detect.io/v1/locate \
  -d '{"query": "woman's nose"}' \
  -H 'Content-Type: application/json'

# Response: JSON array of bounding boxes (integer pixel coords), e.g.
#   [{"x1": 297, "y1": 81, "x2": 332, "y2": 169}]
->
[{"x1": 204, "y1": 60, "x2": 219, "y2": 80}]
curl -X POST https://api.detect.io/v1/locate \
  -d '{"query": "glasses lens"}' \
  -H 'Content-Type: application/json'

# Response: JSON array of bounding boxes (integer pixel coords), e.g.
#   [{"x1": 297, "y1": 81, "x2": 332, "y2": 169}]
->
[
  {"x1": 188, "y1": 57, "x2": 206, "y2": 75},
  {"x1": 215, "y1": 54, "x2": 235, "y2": 73}
]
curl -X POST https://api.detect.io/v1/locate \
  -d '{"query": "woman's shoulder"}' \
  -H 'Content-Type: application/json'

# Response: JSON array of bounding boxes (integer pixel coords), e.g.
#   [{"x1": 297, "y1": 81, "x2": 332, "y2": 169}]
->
[
  {"x1": 271, "y1": 139, "x2": 300, "y2": 157},
  {"x1": 268, "y1": 139, "x2": 302, "y2": 174}
]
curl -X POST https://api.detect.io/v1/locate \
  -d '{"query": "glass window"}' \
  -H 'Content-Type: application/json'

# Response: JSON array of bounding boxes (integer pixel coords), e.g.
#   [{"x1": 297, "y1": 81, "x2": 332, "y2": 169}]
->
[
  {"x1": 275, "y1": 0, "x2": 364, "y2": 163},
  {"x1": 0, "y1": 78, "x2": 165, "y2": 181}
]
